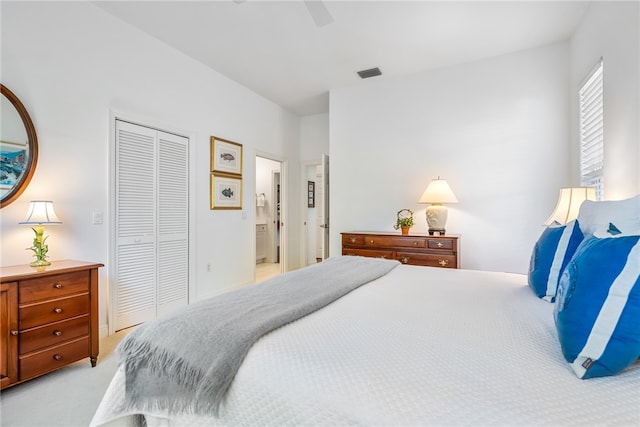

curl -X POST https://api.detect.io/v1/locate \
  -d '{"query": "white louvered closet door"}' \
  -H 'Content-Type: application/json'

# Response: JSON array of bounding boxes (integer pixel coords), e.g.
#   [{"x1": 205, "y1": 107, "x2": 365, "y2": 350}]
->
[
  {"x1": 114, "y1": 120, "x2": 189, "y2": 331},
  {"x1": 157, "y1": 131, "x2": 189, "y2": 316}
]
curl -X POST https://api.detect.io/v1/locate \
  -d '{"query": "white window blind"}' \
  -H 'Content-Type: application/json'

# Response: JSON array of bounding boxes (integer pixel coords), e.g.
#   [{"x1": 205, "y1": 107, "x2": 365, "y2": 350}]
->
[{"x1": 579, "y1": 59, "x2": 604, "y2": 200}]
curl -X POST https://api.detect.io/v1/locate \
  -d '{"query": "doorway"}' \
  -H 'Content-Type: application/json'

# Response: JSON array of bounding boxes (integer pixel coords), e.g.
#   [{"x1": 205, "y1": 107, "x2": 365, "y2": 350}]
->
[
  {"x1": 255, "y1": 155, "x2": 283, "y2": 282},
  {"x1": 304, "y1": 154, "x2": 329, "y2": 266}
]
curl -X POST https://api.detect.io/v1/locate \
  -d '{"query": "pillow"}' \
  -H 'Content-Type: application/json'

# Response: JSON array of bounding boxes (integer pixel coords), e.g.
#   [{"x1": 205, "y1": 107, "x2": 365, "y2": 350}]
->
[
  {"x1": 554, "y1": 234, "x2": 640, "y2": 379},
  {"x1": 577, "y1": 194, "x2": 640, "y2": 235},
  {"x1": 594, "y1": 222, "x2": 640, "y2": 239},
  {"x1": 528, "y1": 220, "x2": 583, "y2": 302}
]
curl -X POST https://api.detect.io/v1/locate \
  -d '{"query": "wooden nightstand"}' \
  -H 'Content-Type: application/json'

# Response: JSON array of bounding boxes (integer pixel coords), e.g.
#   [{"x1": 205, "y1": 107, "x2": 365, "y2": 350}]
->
[
  {"x1": 341, "y1": 231, "x2": 459, "y2": 268},
  {"x1": 0, "y1": 260, "x2": 103, "y2": 389}
]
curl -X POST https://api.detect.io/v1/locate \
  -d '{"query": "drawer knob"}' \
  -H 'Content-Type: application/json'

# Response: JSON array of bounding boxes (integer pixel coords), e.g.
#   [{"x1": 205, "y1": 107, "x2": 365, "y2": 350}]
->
[
  {"x1": 10, "y1": 330, "x2": 18, "y2": 336},
  {"x1": 349, "y1": 237, "x2": 356, "y2": 243},
  {"x1": 53, "y1": 283, "x2": 62, "y2": 289},
  {"x1": 400, "y1": 257, "x2": 410, "y2": 264},
  {"x1": 378, "y1": 255, "x2": 386, "y2": 259},
  {"x1": 53, "y1": 330, "x2": 63, "y2": 337},
  {"x1": 53, "y1": 354, "x2": 62, "y2": 361},
  {"x1": 413, "y1": 242, "x2": 418, "y2": 246},
  {"x1": 437, "y1": 242, "x2": 444, "y2": 248},
  {"x1": 370, "y1": 240, "x2": 375, "y2": 244},
  {"x1": 438, "y1": 259, "x2": 449, "y2": 267},
  {"x1": 53, "y1": 307, "x2": 63, "y2": 314}
]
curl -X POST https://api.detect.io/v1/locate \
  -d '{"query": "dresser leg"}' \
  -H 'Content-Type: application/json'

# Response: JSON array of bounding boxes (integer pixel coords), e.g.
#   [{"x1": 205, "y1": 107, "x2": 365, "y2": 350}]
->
[{"x1": 90, "y1": 356, "x2": 97, "y2": 367}]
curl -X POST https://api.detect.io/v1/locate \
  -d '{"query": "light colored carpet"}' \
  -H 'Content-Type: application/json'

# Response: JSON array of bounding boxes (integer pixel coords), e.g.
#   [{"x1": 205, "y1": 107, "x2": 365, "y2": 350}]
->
[{"x1": 0, "y1": 330, "x2": 129, "y2": 427}]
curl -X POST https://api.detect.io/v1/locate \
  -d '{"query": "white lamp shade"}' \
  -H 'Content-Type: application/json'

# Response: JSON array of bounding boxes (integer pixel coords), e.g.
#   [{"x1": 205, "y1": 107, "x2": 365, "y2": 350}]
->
[
  {"x1": 544, "y1": 187, "x2": 595, "y2": 225},
  {"x1": 20, "y1": 200, "x2": 62, "y2": 224},
  {"x1": 418, "y1": 178, "x2": 458, "y2": 204}
]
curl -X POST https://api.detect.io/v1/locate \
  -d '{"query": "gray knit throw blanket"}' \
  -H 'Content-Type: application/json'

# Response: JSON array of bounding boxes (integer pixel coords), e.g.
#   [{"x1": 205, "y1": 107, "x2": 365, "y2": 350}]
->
[{"x1": 117, "y1": 256, "x2": 399, "y2": 417}]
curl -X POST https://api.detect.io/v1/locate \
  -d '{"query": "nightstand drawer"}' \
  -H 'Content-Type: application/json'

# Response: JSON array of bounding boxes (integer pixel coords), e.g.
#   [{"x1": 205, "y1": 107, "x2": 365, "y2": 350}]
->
[
  {"x1": 397, "y1": 252, "x2": 457, "y2": 268},
  {"x1": 20, "y1": 294, "x2": 89, "y2": 330},
  {"x1": 19, "y1": 337, "x2": 89, "y2": 380},
  {"x1": 19, "y1": 271, "x2": 89, "y2": 304},
  {"x1": 365, "y1": 235, "x2": 427, "y2": 249},
  {"x1": 343, "y1": 248, "x2": 394, "y2": 260},
  {"x1": 19, "y1": 315, "x2": 89, "y2": 354}
]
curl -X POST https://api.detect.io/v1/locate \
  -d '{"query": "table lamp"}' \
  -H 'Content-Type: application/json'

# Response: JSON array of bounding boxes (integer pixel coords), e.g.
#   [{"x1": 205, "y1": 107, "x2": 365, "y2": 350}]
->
[
  {"x1": 20, "y1": 200, "x2": 62, "y2": 267},
  {"x1": 544, "y1": 187, "x2": 596, "y2": 226},
  {"x1": 418, "y1": 177, "x2": 458, "y2": 235}
]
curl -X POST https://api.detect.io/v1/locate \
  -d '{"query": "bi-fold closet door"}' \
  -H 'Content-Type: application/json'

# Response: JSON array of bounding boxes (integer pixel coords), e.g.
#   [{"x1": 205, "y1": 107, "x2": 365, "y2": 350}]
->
[{"x1": 113, "y1": 120, "x2": 189, "y2": 332}]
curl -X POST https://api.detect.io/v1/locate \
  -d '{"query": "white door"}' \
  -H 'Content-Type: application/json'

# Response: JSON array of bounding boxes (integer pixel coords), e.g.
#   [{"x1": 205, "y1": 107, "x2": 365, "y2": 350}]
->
[
  {"x1": 320, "y1": 154, "x2": 330, "y2": 260},
  {"x1": 113, "y1": 120, "x2": 189, "y2": 332},
  {"x1": 156, "y1": 132, "x2": 189, "y2": 316}
]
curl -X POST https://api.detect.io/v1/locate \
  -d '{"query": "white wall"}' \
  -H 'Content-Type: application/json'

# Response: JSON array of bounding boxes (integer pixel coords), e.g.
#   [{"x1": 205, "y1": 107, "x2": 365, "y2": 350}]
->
[
  {"x1": 0, "y1": 2, "x2": 301, "y2": 334},
  {"x1": 570, "y1": 1, "x2": 640, "y2": 200},
  {"x1": 300, "y1": 113, "x2": 330, "y2": 163},
  {"x1": 330, "y1": 43, "x2": 571, "y2": 273}
]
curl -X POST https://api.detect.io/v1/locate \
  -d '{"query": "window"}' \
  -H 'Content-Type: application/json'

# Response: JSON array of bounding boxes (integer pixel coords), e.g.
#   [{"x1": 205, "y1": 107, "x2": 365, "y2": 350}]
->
[{"x1": 579, "y1": 59, "x2": 604, "y2": 200}]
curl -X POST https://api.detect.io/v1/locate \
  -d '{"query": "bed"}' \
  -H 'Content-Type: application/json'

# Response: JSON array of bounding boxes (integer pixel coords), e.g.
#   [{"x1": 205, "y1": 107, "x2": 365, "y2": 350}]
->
[{"x1": 92, "y1": 196, "x2": 640, "y2": 427}]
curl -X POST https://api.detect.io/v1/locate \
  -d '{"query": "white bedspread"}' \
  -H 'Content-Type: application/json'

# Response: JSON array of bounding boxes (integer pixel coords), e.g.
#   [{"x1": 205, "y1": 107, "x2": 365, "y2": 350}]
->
[{"x1": 92, "y1": 265, "x2": 640, "y2": 426}]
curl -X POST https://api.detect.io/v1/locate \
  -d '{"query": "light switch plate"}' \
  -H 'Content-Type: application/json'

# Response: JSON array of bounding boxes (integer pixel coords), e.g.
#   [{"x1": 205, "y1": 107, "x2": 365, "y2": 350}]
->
[{"x1": 92, "y1": 211, "x2": 103, "y2": 225}]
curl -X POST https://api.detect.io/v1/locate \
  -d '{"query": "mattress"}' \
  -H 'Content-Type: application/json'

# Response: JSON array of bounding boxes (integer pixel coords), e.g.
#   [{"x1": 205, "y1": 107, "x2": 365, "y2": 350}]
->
[{"x1": 92, "y1": 265, "x2": 640, "y2": 426}]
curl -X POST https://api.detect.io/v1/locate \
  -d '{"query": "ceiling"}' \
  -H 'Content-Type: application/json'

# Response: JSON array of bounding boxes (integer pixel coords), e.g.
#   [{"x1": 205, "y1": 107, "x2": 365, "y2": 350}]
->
[{"x1": 93, "y1": 1, "x2": 590, "y2": 116}]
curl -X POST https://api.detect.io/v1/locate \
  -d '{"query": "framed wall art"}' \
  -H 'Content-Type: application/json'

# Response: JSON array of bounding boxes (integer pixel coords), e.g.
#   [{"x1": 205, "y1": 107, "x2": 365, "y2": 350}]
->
[
  {"x1": 211, "y1": 136, "x2": 242, "y2": 176},
  {"x1": 211, "y1": 173, "x2": 242, "y2": 210},
  {"x1": 307, "y1": 181, "x2": 315, "y2": 208}
]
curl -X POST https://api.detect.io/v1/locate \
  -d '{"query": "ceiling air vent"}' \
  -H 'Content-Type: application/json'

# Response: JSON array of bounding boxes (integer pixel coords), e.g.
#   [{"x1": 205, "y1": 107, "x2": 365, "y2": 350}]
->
[{"x1": 357, "y1": 67, "x2": 382, "y2": 79}]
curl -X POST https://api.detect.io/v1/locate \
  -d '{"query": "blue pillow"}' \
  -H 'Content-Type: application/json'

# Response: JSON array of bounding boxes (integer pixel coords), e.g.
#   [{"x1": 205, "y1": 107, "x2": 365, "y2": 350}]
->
[
  {"x1": 528, "y1": 220, "x2": 584, "y2": 302},
  {"x1": 554, "y1": 235, "x2": 640, "y2": 379}
]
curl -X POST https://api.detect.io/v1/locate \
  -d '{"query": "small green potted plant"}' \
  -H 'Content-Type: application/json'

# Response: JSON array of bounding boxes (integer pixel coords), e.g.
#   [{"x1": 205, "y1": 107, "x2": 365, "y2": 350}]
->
[{"x1": 393, "y1": 209, "x2": 414, "y2": 235}]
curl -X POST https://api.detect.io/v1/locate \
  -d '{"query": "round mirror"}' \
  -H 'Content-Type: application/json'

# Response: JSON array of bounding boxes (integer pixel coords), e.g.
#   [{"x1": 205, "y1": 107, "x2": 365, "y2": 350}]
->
[{"x1": 1, "y1": 84, "x2": 38, "y2": 208}]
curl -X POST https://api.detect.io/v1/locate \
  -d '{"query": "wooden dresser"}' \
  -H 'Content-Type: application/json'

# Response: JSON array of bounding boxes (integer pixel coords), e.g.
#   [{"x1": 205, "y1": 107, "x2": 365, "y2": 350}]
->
[
  {"x1": 0, "y1": 260, "x2": 103, "y2": 389},
  {"x1": 341, "y1": 231, "x2": 459, "y2": 268}
]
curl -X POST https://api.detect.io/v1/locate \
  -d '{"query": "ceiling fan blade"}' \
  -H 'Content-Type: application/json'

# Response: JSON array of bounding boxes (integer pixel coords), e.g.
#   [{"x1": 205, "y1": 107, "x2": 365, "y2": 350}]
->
[{"x1": 303, "y1": 0, "x2": 334, "y2": 27}]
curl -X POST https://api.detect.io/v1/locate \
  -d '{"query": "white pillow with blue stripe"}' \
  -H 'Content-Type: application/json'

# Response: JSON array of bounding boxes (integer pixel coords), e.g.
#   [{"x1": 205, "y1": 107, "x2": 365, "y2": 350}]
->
[
  {"x1": 528, "y1": 220, "x2": 584, "y2": 302},
  {"x1": 554, "y1": 234, "x2": 640, "y2": 379}
]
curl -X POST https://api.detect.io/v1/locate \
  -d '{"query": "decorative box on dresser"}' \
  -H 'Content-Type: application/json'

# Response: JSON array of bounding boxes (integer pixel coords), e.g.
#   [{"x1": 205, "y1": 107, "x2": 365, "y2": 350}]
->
[
  {"x1": 0, "y1": 259, "x2": 103, "y2": 389},
  {"x1": 341, "y1": 232, "x2": 459, "y2": 268}
]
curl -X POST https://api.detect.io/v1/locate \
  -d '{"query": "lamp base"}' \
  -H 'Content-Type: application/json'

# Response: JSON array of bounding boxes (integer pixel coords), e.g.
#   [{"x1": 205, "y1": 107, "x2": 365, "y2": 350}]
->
[
  {"x1": 30, "y1": 259, "x2": 51, "y2": 267},
  {"x1": 428, "y1": 228, "x2": 446, "y2": 236},
  {"x1": 426, "y1": 204, "x2": 449, "y2": 236}
]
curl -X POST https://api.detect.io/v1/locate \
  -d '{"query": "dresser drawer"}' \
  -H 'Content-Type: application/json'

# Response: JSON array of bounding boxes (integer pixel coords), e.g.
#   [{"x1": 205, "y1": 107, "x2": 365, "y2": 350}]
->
[
  {"x1": 342, "y1": 234, "x2": 365, "y2": 246},
  {"x1": 19, "y1": 315, "x2": 89, "y2": 354},
  {"x1": 365, "y1": 235, "x2": 426, "y2": 249},
  {"x1": 20, "y1": 294, "x2": 89, "y2": 330},
  {"x1": 343, "y1": 248, "x2": 394, "y2": 260},
  {"x1": 397, "y1": 252, "x2": 458, "y2": 268},
  {"x1": 19, "y1": 337, "x2": 89, "y2": 381},
  {"x1": 427, "y1": 238, "x2": 456, "y2": 251},
  {"x1": 19, "y1": 271, "x2": 89, "y2": 304}
]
